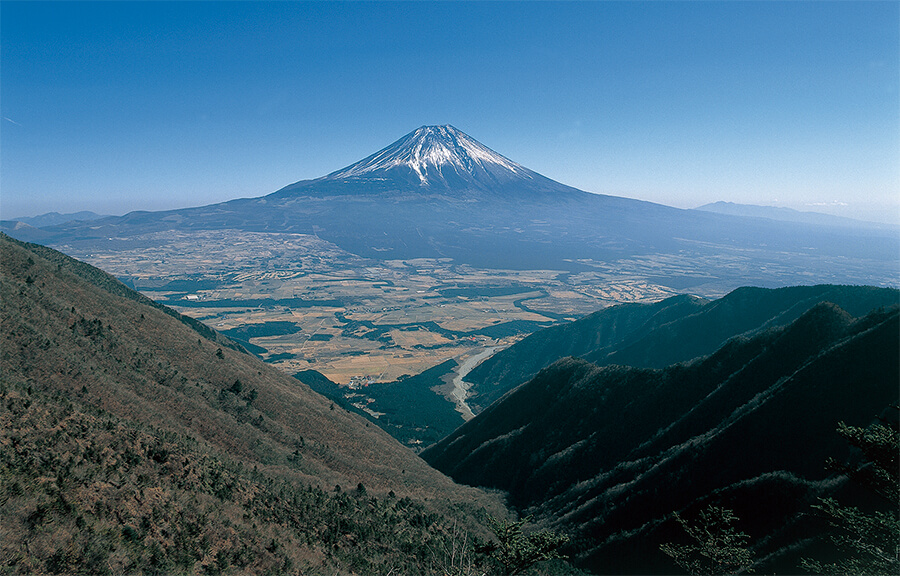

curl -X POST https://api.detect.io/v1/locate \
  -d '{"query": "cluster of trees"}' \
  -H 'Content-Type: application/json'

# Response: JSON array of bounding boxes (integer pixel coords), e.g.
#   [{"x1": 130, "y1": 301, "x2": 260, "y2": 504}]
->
[{"x1": 661, "y1": 414, "x2": 899, "y2": 576}]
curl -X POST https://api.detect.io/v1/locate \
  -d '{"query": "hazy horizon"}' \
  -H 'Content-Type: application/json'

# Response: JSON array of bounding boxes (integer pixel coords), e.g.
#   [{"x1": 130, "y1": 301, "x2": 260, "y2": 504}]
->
[
  {"x1": 5, "y1": 187, "x2": 898, "y2": 229},
  {"x1": 2, "y1": 2, "x2": 898, "y2": 224}
]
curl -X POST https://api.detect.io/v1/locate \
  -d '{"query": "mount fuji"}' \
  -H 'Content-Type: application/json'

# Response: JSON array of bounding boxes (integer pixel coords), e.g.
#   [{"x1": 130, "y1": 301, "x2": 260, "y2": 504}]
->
[
  {"x1": 270, "y1": 124, "x2": 594, "y2": 202},
  {"x1": 8, "y1": 125, "x2": 898, "y2": 284},
  {"x1": 323, "y1": 125, "x2": 539, "y2": 190}
]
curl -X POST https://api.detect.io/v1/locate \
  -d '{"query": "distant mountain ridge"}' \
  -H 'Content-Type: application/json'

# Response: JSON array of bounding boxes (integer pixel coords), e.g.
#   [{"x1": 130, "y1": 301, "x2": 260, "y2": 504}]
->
[
  {"x1": 9, "y1": 126, "x2": 898, "y2": 288},
  {"x1": 3, "y1": 210, "x2": 108, "y2": 227},
  {"x1": 423, "y1": 299, "x2": 900, "y2": 574},
  {"x1": 0, "y1": 212, "x2": 109, "y2": 244},
  {"x1": 463, "y1": 284, "x2": 900, "y2": 412},
  {"x1": 695, "y1": 201, "x2": 896, "y2": 230}
]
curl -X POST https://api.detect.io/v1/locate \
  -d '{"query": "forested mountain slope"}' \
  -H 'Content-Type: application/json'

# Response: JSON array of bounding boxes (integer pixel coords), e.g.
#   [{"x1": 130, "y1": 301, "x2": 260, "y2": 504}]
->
[
  {"x1": 464, "y1": 284, "x2": 899, "y2": 412},
  {"x1": 423, "y1": 301, "x2": 900, "y2": 574}
]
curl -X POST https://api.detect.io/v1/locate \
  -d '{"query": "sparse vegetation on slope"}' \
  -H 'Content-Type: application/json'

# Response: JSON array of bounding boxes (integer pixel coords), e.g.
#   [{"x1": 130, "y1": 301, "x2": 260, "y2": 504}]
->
[
  {"x1": 0, "y1": 233, "x2": 525, "y2": 575},
  {"x1": 0, "y1": 376, "x2": 484, "y2": 575},
  {"x1": 0, "y1": 233, "x2": 496, "y2": 500}
]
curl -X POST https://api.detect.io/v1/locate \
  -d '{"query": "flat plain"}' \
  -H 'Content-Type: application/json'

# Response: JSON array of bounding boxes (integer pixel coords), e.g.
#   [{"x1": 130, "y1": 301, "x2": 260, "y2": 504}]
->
[
  {"x1": 56, "y1": 230, "x2": 691, "y2": 385},
  {"x1": 55, "y1": 226, "x2": 896, "y2": 389}
]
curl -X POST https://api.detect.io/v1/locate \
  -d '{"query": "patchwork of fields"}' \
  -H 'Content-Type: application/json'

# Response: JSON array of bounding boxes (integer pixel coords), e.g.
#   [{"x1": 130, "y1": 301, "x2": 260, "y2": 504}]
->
[{"x1": 59, "y1": 230, "x2": 687, "y2": 385}]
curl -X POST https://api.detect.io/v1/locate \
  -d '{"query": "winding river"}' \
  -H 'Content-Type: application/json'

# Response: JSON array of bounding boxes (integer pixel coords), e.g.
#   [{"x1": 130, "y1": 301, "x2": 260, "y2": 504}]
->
[{"x1": 450, "y1": 346, "x2": 503, "y2": 421}]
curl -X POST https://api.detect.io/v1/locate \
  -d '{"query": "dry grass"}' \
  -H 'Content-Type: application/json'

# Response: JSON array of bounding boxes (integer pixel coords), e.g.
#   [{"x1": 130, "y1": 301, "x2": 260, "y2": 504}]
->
[{"x1": 0, "y1": 233, "x2": 509, "y2": 574}]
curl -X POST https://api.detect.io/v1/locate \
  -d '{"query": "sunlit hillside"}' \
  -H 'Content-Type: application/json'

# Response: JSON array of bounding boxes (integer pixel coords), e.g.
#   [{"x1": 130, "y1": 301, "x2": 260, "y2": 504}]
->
[{"x1": 0, "y1": 233, "x2": 512, "y2": 575}]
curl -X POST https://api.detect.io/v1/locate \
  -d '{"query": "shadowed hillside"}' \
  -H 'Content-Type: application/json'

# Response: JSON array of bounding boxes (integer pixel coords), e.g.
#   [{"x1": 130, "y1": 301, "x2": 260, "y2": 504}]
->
[
  {"x1": 423, "y1": 301, "x2": 900, "y2": 574},
  {"x1": 464, "y1": 285, "x2": 899, "y2": 412},
  {"x1": 296, "y1": 360, "x2": 465, "y2": 450},
  {"x1": 0, "y1": 233, "x2": 508, "y2": 575}
]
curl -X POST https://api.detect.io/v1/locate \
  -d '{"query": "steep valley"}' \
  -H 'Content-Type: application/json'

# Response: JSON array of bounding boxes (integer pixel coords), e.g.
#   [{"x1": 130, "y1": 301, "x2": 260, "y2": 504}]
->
[{"x1": 0, "y1": 233, "x2": 512, "y2": 575}]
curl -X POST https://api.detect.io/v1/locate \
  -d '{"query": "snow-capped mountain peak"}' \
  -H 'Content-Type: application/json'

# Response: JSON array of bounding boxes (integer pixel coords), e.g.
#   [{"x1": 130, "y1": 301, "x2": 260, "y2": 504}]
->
[{"x1": 326, "y1": 125, "x2": 536, "y2": 188}]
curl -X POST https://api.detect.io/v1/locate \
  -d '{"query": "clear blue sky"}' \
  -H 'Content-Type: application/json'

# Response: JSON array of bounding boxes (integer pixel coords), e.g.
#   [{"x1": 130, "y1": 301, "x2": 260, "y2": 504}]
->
[{"x1": 2, "y1": 1, "x2": 898, "y2": 223}]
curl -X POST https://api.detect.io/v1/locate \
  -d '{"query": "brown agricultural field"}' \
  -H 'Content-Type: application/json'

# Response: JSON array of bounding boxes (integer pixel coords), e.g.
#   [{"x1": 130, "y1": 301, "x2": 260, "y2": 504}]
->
[{"x1": 53, "y1": 230, "x2": 685, "y2": 387}]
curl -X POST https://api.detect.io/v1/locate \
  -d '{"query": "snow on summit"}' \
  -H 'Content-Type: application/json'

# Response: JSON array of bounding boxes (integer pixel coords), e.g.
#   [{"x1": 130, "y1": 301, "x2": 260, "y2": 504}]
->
[{"x1": 327, "y1": 125, "x2": 534, "y2": 188}]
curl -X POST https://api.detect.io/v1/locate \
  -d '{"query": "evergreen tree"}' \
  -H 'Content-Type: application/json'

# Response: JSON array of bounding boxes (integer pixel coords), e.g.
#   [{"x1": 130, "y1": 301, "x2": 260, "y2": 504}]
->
[
  {"x1": 801, "y1": 415, "x2": 900, "y2": 575},
  {"x1": 660, "y1": 504, "x2": 754, "y2": 575}
]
